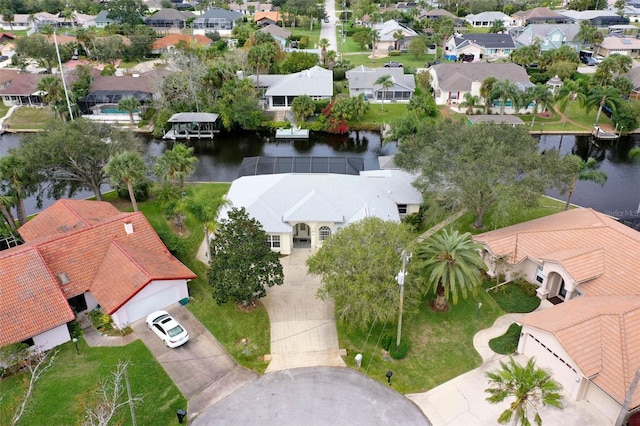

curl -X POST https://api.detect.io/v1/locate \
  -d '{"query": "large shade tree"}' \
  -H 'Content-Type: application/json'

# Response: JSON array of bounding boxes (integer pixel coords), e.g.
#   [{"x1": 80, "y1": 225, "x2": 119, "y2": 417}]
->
[
  {"x1": 486, "y1": 356, "x2": 564, "y2": 426},
  {"x1": 394, "y1": 121, "x2": 554, "y2": 229},
  {"x1": 208, "y1": 207, "x2": 283, "y2": 305},
  {"x1": 417, "y1": 229, "x2": 485, "y2": 312},
  {"x1": 16, "y1": 119, "x2": 142, "y2": 202},
  {"x1": 307, "y1": 217, "x2": 420, "y2": 330}
]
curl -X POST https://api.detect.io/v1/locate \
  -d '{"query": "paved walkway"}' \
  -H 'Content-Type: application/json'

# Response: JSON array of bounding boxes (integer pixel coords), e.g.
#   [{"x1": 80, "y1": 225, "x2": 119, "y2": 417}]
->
[{"x1": 261, "y1": 248, "x2": 346, "y2": 372}]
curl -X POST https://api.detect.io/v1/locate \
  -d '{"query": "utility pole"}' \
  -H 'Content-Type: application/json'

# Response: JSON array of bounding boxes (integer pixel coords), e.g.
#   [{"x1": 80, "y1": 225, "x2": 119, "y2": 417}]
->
[
  {"x1": 396, "y1": 249, "x2": 412, "y2": 347},
  {"x1": 53, "y1": 30, "x2": 74, "y2": 121}
]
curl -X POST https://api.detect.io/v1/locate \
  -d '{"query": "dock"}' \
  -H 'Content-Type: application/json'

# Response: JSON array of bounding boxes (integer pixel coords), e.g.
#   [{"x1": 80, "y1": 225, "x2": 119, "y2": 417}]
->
[
  {"x1": 275, "y1": 127, "x2": 310, "y2": 139},
  {"x1": 163, "y1": 112, "x2": 220, "y2": 140},
  {"x1": 591, "y1": 125, "x2": 618, "y2": 141}
]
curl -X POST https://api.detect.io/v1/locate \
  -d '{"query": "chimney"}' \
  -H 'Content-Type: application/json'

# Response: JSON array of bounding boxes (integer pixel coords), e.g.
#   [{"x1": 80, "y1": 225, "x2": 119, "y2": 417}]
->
[
  {"x1": 57, "y1": 272, "x2": 70, "y2": 285},
  {"x1": 124, "y1": 222, "x2": 134, "y2": 235}
]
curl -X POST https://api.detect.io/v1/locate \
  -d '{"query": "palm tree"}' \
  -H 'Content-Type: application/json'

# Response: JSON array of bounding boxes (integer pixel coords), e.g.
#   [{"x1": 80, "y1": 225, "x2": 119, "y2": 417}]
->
[
  {"x1": 154, "y1": 143, "x2": 198, "y2": 196},
  {"x1": 526, "y1": 84, "x2": 553, "y2": 127},
  {"x1": 185, "y1": 194, "x2": 229, "y2": 259},
  {"x1": 486, "y1": 356, "x2": 564, "y2": 426},
  {"x1": 585, "y1": 86, "x2": 622, "y2": 125},
  {"x1": 562, "y1": 156, "x2": 607, "y2": 210},
  {"x1": 0, "y1": 154, "x2": 32, "y2": 226},
  {"x1": 104, "y1": 151, "x2": 147, "y2": 212},
  {"x1": 490, "y1": 80, "x2": 520, "y2": 115},
  {"x1": 318, "y1": 38, "x2": 330, "y2": 67},
  {"x1": 489, "y1": 19, "x2": 506, "y2": 34},
  {"x1": 417, "y1": 228, "x2": 486, "y2": 312},
  {"x1": 370, "y1": 30, "x2": 380, "y2": 59},
  {"x1": 576, "y1": 21, "x2": 602, "y2": 48},
  {"x1": 118, "y1": 97, "x2": 141, "y2": 125},
  {"x1": 480, "y1": 76, "x2": 498, "y2": 113},
  {"x1": 248, "y1": 43, "x2": 275, "y2": 89},
  {"x1": 555, "y1": 80, "x2": 586, "y2": 127},
  {"x1": 392, "y1": 30, "x2": 404, "y2": 50},
  {"x1": 375, "y1": 74, "x2": 394, "y2": 111},
  {"x1": 0, "y1": 193, "x2": 17, "y2": 231},
  {"x1": 460, "y1": 92, "x2": 480, "y2": 114},
  {"x1": 37, "y1": 76, "x2": 64, "y2": 119}
]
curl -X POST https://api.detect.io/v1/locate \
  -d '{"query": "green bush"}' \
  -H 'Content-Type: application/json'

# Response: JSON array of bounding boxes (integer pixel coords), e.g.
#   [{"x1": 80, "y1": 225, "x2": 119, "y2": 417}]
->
[
  {"x1": 388, "y1": 51, "x2": 401, "y2": 57},
  {"x1": 390, "y1": 339, "x2": 409, "y2": 359},
  {"x1": 67, "y1": 319, "x2": 83, "y2": 339},
  {"x1": 520, "y1": 281, "x2": 538, "y2": 297},
  {"x1": 89, "y1": 308, "x2": 112, "y2": 331},
  {"x1": 314, "y1": 99, "x2": 331, "y2": 113},
  {"x1": 381, "y1": 335, "x2": 392, "y2": 351},
  {"x1": 141, "y1": 106, "x2": 156, "y2": 121},
  {"x1": 116, "y1": 180, "x2": 150, "y2": 202},
  {"x1": 489, "y1": 282, "x2": 541, "y2": 313},
  {"x1": 299, "y1": 36, "x2": 309, "y2": 49},
  {"x1": 333, "y1": 67, "x2": 347, "y2": 81},
  {"x1": 489, "y1": 323, "x2": 522, "y2": 355},
  {"x1": 157, "y1": 229, "x2": 187, "y2": 258},
  {"x1": 403, "y1": 212, "x2": 423, "y2": 230}
]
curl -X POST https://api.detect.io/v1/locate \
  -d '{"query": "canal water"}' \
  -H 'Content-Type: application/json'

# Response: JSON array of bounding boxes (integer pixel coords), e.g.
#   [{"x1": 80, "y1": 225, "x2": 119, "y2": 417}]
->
[{"x1": 1, "y1": 131, "x2": 639, "y2": 217}]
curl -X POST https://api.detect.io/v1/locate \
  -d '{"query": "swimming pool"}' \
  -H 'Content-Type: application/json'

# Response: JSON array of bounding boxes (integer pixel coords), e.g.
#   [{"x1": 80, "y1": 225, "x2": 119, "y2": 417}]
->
[{"x1": 99, "y1": 104, "x2": 137, "y2": 114}]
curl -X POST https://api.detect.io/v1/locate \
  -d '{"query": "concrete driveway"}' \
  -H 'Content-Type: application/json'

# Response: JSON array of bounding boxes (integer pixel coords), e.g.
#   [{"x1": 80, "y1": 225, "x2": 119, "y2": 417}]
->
[
  {"x1": 131, "y1": 304, "x2": 258, "y2": 419},
  {"x1": 261, "y1": 249, "x2": 345, "y2": 372}
]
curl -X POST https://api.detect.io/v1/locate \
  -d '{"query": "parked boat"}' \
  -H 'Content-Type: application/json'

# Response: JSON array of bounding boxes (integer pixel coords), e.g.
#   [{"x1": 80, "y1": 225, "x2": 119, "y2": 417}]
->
[
  {"x1": 163, "y1": 112, "x2": 220, "y2": 140},
  {"x1": 275, "y1": 126, "x2": 310, "y2": 139},
  {"x1": 591, "y1": 125, "x2": 618, "y2": 141}
]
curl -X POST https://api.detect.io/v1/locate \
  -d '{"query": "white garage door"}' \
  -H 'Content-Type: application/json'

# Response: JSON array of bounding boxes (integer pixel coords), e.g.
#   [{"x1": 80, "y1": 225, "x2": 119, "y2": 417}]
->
[
  {"x1": 523, "y1": 333, "x2": 579, "y2": 395},
  {"x1": 125, "y1": 285, "x2": 179, "y2": 323}
]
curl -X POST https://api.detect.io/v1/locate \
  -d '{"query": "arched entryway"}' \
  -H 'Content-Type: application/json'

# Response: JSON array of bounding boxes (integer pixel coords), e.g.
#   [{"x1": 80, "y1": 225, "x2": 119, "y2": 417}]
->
[
  {"x1": 546, "y1": 272, "x2": 566, "y2": 305},
  {"x1": 293, "y1": 223, "x2": 311, "y2": 248}
]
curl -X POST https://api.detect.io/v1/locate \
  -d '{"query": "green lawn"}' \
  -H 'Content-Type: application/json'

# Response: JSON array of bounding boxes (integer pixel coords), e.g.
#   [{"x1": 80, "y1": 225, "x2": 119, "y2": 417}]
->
[
  {"x1": 359, "y1": 103, "x2": 408, "y2": 126},
  {"x1": 338, "y1": 287, "x2": 504, "y2": 393},
  {"x1": 291, "y1": 26, "x2": 322, "y2": 48},
  {"x1": 344, "y1": 52, "x2": 435, "y2": 69},
  {"x1": 0, "y1": 340, "x2": 186, "y2": 425},
  {"x1": 485, "y1": 282, "x2": 541, "y2": 313},
  {"x1": 516, "y1": 101, "x2": 614, "y2": 133},
  {"x1": 488, "y1": 323, "x2": 522, "y2": 355},
  {"x1": 453, "y1": 195, "x2": 568, "y2": 235},
  {"x1": 4, "y1": 106, "x2": 56, "y2": 129}
]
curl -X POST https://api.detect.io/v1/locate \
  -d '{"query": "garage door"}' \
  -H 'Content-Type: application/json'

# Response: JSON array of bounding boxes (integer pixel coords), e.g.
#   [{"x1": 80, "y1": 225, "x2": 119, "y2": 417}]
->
[
  {"x1": 125, "y1": 285, "x2": 179, "y2": 324},
  {"x1": 523, "y1": 333, "x2": 579, "y2": 395}
]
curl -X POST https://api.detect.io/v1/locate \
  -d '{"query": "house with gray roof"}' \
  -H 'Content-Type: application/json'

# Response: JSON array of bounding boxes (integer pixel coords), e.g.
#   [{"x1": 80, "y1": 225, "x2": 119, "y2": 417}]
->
[
  {"x1": 346, "y1": 65, "x2": 415, "y2": 103},
  {"x1": 193, "y1": 7, "x2": 242, "y2": 36},
  {"x1": 512, "y1": 23, "x2": 581, "y2": 51},
  {"x1": 216, "y1": 171, "x2": 422, "y2": 254},
  {"x1": 260, "y1": 24, "x2": 291, "y2": 49},
  {"x1": 93, "y1": 10, "x2": 117, "y2": 28},
  {"x1": 445, "y1": 33, "x2": 516, "y2": 61},
  {"x1": 428, "y1": 62, "x2": 533, "y2": 109},
  {"x1": 512, "y1": 7, "x2": 570, "y2": 26},
  {"x1": 144, "y1": 8, "x2": 195, "y2": 32},
  {"x1": 558, "y1": 10, "x2": 629, "y2": 27},
  {"x1": 249, "y1": 66, "x2": 333, "y2": 110},
  {"x1": 373, "y1": 20, "x2": 418, "y2": 51},
  {"x1": 465, "y1": 11, "x2": 515, "y2": 28}
]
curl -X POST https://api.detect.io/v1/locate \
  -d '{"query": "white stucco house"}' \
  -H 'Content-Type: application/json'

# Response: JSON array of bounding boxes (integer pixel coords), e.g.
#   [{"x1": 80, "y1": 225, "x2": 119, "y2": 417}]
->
[
  {"x1": 465, "y1": 11, "x2": 515, "y2": 28},
  {"x1": 0, "y1": 199, "x2": 196, "y2": 352},
  {"x1": 474, "y1": 208, "x2": 640, "y2": 425},
  {"x1": 372, "y1": 20, "x2": 418, "y2": 51},
  {"x1": 345, "y1": 65, "x2": 415, "y2": 102},
  {"x1": 215, "y1": 171, "x2": 422, "y2": 255}
]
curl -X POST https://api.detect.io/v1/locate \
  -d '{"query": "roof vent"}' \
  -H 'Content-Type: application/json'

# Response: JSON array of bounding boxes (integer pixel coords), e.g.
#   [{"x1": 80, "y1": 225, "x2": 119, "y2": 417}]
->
[
  {"x1": 124, "y1": 222, "x2": 134, "y2": 235},
  {"x1": 57, "y1": 272, "x2": 70, "y2": 285}
]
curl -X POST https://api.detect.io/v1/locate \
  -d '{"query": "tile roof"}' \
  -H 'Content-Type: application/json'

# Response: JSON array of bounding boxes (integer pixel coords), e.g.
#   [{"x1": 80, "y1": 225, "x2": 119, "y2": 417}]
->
[
  {"x1": 519, "y1": 296, "x2": 640, "y2": 408},
  {"x1": 152, "y1": 34, "x2": 212, "y2": 50},
  {"x1": 44, "y1": 34, "x2": 77, "y2": 45},
  {"x1": 87, "y1": 70, "x2": 170, "y2": 94},
  {"x1": 255, "y1": 11, "x2": 281, "y2": 22},
  {"x1": 0, "y1": 245, "x2": 75, "y2": 347},
  {"x1": 474, "y1": 208, "x2": 640, "y2": 296},
  {"x1": 432, "y1": 63, "x2": 531, "y2": 91},
  {"x1": 19, "y1": 202, "x2": 196, "y2": 310},
  {"x1": 260, "y1": 23, "x2": 291, "y2": 39},
  {"x1": 513, "y1": 7, "x2": 567, "y2": 21}
]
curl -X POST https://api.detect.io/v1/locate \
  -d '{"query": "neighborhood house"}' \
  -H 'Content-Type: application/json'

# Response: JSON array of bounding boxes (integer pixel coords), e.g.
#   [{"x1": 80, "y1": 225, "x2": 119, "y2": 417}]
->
[{"x1": 0, "y1": 200, "x2": 196, "y2": 352}]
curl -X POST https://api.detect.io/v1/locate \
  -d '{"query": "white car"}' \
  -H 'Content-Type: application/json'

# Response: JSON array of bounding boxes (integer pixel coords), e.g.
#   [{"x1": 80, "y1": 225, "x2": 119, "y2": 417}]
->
[{"x1": 146, "y1": 310, "x2": 189, "y2": 348}]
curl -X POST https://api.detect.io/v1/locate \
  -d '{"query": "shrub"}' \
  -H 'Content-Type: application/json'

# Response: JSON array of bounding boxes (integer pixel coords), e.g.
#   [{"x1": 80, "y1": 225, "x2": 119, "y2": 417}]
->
[
  {"x1": 89, "y1": 308, "x2": 112, "y2": 331},
  {"x1": 332, "y1": 67, "x2": 347, "y2": 81},
  {"x1": 388, "y1": 51, "x2": 401, "y2": 57},
  {"x1": 157, "y1": 229, "x2": 187, "y2": 257},
  {"x1": 403, "y1": 212, "x2": 423, "y2": 230},
  {"x1": 116, "y1": 180, "x2": 150, "y2": 202},
  {"x1": 390, "y1": 339, "x2": 409, "y2": 359},
  {"x1": 141, "y1": 106, "x2": 156, "y2": 121},
  {"x1": 381, "y1": 335, "x2": 392, "y2": 351},
  {"x1": 299, "y1": 36, "x2": 309, "y2": 49},
  {"x1": 314, "y1": 99, "x2": 331, "y2": 113},
  {"x1": 67, "y1": 319, "x2": 83, "y2": 339}
]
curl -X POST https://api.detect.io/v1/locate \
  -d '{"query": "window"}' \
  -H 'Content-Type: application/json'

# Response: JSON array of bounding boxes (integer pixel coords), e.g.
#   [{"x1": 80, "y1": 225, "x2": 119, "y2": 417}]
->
[
  {"x1": 266, "y1": 235, "x2": 280, "y2": 248},
  {"x1": 535, "y1": 265, "x2": 544, "y2": 284},
  {"x1": 299, "y1": 223, "x2": 306, "y2": 231},
  {"x1": 319, "y1": 226, "x2": 331, "y2": 241},
  {"x1": 398, "y1": 204, "x2": 407, "y2": 214},
  {"x1": 21, "y1": 337, "x2": 35, "y2": 347}
]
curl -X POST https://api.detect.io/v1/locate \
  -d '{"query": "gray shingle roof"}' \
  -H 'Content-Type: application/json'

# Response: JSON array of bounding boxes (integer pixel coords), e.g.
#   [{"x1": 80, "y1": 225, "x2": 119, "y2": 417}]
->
[
  {"x1": 346, "y1": 65, "x2": 415, "y2": 91},
  {"x1": 514, "y1": 23, "x2": 581, "y2": 46},
  {"x1": 146, "y1": 8, "x2": 194, "y2": 21},
  {"x1": 260, "y1": 24, "x2": 291, "y2": 39},
  {"x1": 432, "y1": 63, "x2": 531, "y2": 91},
  {"x1": 196, "y1": 7, "x2": 242, "y2": 21},
  {"x1": 453, "y1": 33, "x2": 516, "y2": 49}
]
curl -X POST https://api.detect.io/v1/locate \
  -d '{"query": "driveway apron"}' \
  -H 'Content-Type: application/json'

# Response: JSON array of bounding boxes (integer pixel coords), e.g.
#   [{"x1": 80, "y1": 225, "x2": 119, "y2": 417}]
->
[
  {"x1": 131, "y1": 304, "x2": 258, "y2": 419},
  {"x1": 261, "y1": 249, "x2": 345, "y2": 372}
]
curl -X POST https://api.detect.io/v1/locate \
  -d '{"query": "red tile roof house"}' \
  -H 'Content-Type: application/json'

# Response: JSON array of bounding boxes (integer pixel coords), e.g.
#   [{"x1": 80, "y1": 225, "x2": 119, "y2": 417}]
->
[
  {"x1": 474, "y1": 208, "x2": 640, "y2": 424},
  {"x1": 0, "y1": 199, "x2": 196, "y2": 352}
]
